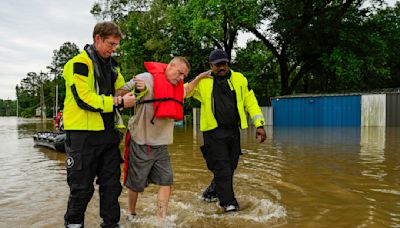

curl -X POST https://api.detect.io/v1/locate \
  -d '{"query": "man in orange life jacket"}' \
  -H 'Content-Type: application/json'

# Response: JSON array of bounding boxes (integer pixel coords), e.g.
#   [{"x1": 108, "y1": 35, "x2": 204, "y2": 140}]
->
[{"x1": 117, "y1": 57, "x2": 210, "y2": 221}]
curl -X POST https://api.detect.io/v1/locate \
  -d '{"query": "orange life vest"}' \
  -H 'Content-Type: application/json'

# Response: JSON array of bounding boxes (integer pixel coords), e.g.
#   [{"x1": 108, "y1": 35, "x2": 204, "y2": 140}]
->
[{"x1": 143, "y1": 62, "x2": 184, "y2": 121}]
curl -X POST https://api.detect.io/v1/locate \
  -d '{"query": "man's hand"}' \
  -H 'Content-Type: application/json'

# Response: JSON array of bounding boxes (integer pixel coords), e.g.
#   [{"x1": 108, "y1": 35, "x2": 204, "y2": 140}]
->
[
  {"x1": 123, "y1": 92, "x2": 136, "y2": 108},
  {"x1": 197, "y1": 70, "x2": 213, "y2": 80},
  {"x1": 132, "y1": 77, "x2": 146, "y2": 91},
  {"x1": 256, "y1": 127, "x2": 267, "y2": 143},
  {"x1": 184, "y1": 71, "x2": 213, "y2": 97}
]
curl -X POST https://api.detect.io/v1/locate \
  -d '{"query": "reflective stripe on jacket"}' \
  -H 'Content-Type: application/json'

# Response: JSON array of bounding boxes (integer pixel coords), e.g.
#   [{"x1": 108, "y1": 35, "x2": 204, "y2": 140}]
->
[
  {"x1": 185, "y1": 70, "x2": 265, "y2": 132},
  {"x1": 62, "y1": 50, "x2": 125, "y2": 130}
]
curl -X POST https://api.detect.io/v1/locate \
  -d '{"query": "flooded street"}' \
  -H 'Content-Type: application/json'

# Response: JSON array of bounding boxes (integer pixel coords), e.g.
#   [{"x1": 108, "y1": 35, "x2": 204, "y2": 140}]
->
[{"x1": 0, "y1": 117, "x2": 399, "y2": 227}]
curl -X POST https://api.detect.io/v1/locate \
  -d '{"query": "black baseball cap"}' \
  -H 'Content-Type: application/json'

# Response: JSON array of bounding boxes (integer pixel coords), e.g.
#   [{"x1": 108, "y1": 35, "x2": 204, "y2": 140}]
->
[{"x1": 209, "y1": 49, "x2": 229, "y2": 64}]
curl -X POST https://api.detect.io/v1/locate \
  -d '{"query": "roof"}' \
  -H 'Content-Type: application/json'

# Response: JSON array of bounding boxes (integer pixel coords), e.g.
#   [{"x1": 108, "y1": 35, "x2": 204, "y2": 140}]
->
[{"x1": 272, "y1": 88, "x2": 400, "y2": 99}]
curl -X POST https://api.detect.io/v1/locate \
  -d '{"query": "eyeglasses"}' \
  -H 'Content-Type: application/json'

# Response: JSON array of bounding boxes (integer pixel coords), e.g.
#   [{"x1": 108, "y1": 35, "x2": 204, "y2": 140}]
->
[{"x1": 103, "y1": 39, "x2": 120, "y2": 48}]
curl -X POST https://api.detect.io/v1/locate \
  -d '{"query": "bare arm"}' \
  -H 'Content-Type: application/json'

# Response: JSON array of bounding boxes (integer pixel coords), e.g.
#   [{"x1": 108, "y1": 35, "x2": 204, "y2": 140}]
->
[
  {"x1": 115, "y1": 80, "x2": 134, "y2": 96},
  {"x1": 185, "y1": 71, "x2": 212, "y2": 96},
  {"x1": 115, "y1": 88, "x2": 129, "y2": 96},
  {"x1": 116, "y1": 76, "x2": 146, "y2": 96}
]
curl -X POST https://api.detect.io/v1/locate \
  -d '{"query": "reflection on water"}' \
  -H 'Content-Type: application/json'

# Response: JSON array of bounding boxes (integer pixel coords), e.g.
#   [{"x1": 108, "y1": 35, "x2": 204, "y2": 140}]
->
[
  {"x1": 360, "y1": 127, "x2": 386, "y2": 180},
  {"x1": 0, "y1": 117, "x2": 399, "y2": 227},
  {"x1": 358, "y1": 127, "x2": 400, "y2": 227},
  {"x1": 273, "y1": 126, "x2": 361, "y2": 150}
]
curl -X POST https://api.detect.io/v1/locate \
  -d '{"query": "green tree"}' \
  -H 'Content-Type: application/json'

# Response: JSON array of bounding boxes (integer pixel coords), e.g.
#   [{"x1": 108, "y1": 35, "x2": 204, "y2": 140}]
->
[
  {"x1": 89, "y1": 0, "x2": 398, "y2": 101},
  {"x1": 91, "y1": 0, "x2": 150, "y2": 21},
  {"x1": 16, "y1": 72, "x2": 50, "y2": 117},
  {"x1": 371, "y1": 3, "x2": 400, "y2": 88},
  {"x1": 238, "y1": 0, "x2": 386, "y2": 95},
  {"x1": 47, "y1": 42, "x2": 80, "y2": 113},
  {"x1": 0, "y1": 99, "x2": 17, "y2": 116},
  {"x1": 234, "y1": 41, "x2": 280, "y2": 105},
  {"x1": 316, "y1": 2, "x2": 400, "y2": 92},
  {"x1": 166, "y1": 0, "x2": 259, "y2": 59}
]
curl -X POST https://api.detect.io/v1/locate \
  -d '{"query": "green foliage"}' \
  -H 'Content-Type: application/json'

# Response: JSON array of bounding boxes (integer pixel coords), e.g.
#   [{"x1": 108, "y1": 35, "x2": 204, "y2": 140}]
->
[
  {"x1": 48, "y1": 42, "x2": 80, "y2": 111},
  {"x1": 234, "y1": 41, "x2": 279, "y2": 105},
  {"x1": 16, "y1": 72, "x2": 48, "y2": 113},
  {"x1": 115, "y1": 0, "x2": 180, "y2": 80},
  {"x1": 171, "y1": 0, "x2": 261, "y2": 57},
  {"x1": 89, "y1": 0, "x2": 400, "y2": 113},
  {"x1": 320, "y1": 49, "x2": 363, "y2": 91},
  {"x1": 371, "y1": 3, "x2": 400, "y2": 87},
  {"x1": 15, "y1": 42, "x2": 79, "y2": 117},
  {"x1": 91, "y1": 0, "x2": 150, "y2": 21},
  {"x1": 13, "y1": 0, "x2": 400, "y2": 120},
  {"x1": 0, "y1": 99, "x2": 17, "y2": 116},
  {"x1": 318, "y1": 2, "x2": 400, "y2": 92},
  {"x1": 20, "y1": 107, "x2": 35, "y2": 118}
]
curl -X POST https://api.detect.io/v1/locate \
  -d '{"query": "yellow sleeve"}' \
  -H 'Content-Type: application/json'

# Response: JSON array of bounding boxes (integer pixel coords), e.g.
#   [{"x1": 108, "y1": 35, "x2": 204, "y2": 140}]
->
[
  {"x1": 114, "y1": 67, "x2": 125, "y2": 90},
  {"x1": 242, "y1": 78, "x2": 265, "y2": 127},
  {"x1": 66, "y1": 57, "x2": 114, "y2": 113},
  {"x1": 184, "y1": 81, "x2": 202, "y2": 102}
]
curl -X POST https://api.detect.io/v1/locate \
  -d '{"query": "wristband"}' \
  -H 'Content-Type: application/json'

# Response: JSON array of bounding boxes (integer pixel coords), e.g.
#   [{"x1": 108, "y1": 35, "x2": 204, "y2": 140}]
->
[{"x1": 115, "y1": 98, "x2": 124, "y2": 109}]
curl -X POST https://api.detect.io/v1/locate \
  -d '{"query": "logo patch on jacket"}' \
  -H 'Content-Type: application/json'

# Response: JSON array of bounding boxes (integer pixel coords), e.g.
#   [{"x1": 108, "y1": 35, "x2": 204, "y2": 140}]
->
[{"x1": 66, "y1": 156, "x2": 74, "y2": 168}]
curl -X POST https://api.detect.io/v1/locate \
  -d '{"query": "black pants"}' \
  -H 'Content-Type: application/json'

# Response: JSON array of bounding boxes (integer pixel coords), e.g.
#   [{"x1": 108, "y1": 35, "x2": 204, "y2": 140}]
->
[
  {"x1": 202, "y1": 128, "x2": 241, "y2": 206},
  {"x1": 64, "y1": 130, "x2": 122, "y2": 227}
]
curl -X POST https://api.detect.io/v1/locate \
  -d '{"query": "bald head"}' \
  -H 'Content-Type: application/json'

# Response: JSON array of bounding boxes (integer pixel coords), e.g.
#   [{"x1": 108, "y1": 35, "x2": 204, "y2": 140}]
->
[
  {"x1": 165, "y1": 56, "x2": 190, "y2": 85},
  {"x1": 169, "y1": 57, "x2": 191, "y2": 71}
]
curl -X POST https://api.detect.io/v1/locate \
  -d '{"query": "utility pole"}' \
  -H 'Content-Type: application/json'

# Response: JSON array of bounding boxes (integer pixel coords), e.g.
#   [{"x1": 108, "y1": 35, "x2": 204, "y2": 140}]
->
[
  {"x1": 55, "y1": 71, "x2": 58, "y2": 116},
  {"x1": 40, "y1": 83, "x2": 45, "y2": 120},
  {"x1": 48, "y1": 68, "x2": 58, "y2": 117},
  {"x1": 39, "y1": 71, "x2": 46, "y2": 121}
]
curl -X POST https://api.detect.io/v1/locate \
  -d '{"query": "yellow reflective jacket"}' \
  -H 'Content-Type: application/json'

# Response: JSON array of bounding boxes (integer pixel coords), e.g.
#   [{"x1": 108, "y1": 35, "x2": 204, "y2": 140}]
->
[
  {"x1": 63, "y1": 49, "x2": 125, "y2": 130},
  {"x1": 186, "y1": 70, "x2": 265, "y2": 132}
]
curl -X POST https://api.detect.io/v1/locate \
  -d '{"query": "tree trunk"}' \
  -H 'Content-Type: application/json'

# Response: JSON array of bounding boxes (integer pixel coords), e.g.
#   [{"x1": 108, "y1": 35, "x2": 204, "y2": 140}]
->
[{"x1": 279, "y1": 59, "x2": 290, "y2": 95}]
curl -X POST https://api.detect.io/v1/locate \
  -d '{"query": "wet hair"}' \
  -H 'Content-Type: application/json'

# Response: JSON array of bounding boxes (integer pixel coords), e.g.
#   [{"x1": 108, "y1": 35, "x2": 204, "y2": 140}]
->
[
  {"x1": 92, "y1": 21, "x2": 122, "y2": 42},
  {"x1": 170, "y1": 56, "x2": 191, "y2": 71}
]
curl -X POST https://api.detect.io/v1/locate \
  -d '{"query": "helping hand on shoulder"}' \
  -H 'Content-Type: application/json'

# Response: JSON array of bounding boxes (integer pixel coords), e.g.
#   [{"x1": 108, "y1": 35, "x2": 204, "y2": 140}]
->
[{"x1": 197, "y1": 70, "x2": 213, "y2": 80}]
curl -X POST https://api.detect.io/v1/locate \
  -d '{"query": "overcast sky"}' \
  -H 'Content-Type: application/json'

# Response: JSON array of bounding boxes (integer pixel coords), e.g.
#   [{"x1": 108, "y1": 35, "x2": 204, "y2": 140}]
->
[
  {"x1": 0, "y1": 0, "x2": 397, "y2": 100},
  {"x1": 0, "y1": 0, "x2": 97, "y2": 99}
]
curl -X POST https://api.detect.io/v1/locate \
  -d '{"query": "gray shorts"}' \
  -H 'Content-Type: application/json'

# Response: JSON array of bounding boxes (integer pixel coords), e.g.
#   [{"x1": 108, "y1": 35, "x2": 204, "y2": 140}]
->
[{"x1": 125, "y1": 139, "x2": 173, "y2": 192}]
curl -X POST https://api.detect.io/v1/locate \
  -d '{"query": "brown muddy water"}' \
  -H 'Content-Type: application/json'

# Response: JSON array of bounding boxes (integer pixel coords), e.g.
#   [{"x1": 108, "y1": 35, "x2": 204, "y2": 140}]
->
[{"x1": 0, "y1": 117, "x2": 399, "y2": 227}]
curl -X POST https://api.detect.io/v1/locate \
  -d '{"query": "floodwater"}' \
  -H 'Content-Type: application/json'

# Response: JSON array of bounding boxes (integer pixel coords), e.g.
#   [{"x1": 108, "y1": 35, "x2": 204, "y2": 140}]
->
[{"x1": 0, "y1": 117, "x2": 399, "y2": 227}]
